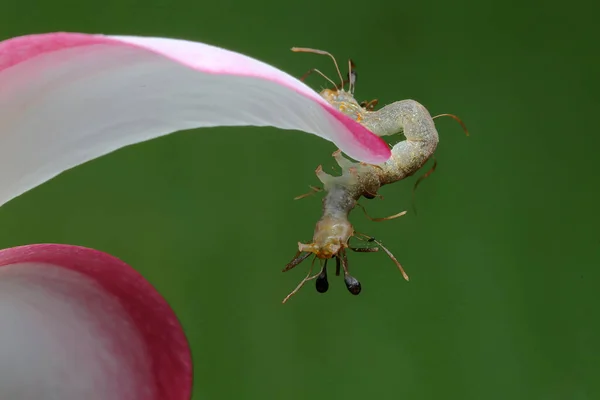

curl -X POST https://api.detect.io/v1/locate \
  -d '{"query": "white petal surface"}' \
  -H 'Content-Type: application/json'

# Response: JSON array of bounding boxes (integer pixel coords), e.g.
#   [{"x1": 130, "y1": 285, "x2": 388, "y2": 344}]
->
[
  {"x1": 0, "y1": 244, "x2": 192, "y2": 400},
  {"x1": 0, "y1": 32, "x2": 390, "y2": 207}
]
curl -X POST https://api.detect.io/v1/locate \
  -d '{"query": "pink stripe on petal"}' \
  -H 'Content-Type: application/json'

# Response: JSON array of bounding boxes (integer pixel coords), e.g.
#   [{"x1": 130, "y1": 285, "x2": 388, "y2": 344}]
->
[
  {"x1": 0, "y1": 32, "x2": 390, "y2": 207},
  {"x1": 0, "y1": 244, "x2": 191, "y2": 400}
]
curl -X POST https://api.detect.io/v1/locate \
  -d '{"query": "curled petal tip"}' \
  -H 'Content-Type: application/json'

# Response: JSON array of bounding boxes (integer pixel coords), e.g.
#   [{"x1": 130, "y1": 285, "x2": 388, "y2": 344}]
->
[{"x1": 0, "y1": 32, "x2": 389, "y2": 207}]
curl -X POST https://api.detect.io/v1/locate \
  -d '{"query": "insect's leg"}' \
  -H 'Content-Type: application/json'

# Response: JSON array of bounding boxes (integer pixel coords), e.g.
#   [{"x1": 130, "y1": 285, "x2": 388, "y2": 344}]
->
[
  {"x1": 363, "y1": 189, "x2": 384, "y2": 200},
  {"x1": 411, "y1": 157, "x2": 438, "y2": 215},
  {"x1": 315, "y1": 259, "x2": 329, "y2": 293},
  {"x1": 325, "y1": 59, "x2": 355, "y2": 92},
  {"x1": 367, "y1": 99, "x2": 379, "y2": 110},
  {"x1": 282, "y1": 251, "x2": 312, "y2": 272},
  {"x1": 329, "y1": 77, "x2": 350, "y2": 91},
  {"x1": 356, "y1": 203, "x2": 407, "y2": 222},
  {"x1": 349, "y1": 234, "x2": 379, "y2": 252},
  {"x1": 291, "y1": 47, "x2": 345, "y2": 89},
  {"x1": 299, "y1": 68, "x2": 338, "y2": 89},
  {"x1": 340, "y1": 249, "x2": 361, "y2": 295},
  {"x1": 355, "y1": 234, "x2": 410, "y2": 281},
  {"x1": 335, "y1": 256, "x2": 341, "y2": 276},
  {"x1": 352, "y1": 232, "x2": 374, "y2": 242},
  {"x1": 432, "y1": 113, "x2": 470, "y2": 136},
  {"x1": 410, "y1": 113, "x2": 467, "y2": 213},
  {"x1": 293, "y1": 185, "x2": 323, "y2": 200},
  {"x1": 282, "y1": 257, "x2": 321, "y2": 304},
  {"x1": 349, "y1": 247, "x2": 379, "y2": 253},
  {"x1": 360, "y1": 99, "x2": 379, "y2": 110}
]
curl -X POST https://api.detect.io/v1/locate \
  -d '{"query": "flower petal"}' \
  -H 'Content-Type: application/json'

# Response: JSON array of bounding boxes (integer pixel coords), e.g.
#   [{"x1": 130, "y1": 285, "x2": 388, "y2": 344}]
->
[
  {"x1": 0, "y1": 32, "x2": 391, "y2": 207},
  {"x1": 0, "y1": 244, "x2": 191, "y2": 400}
]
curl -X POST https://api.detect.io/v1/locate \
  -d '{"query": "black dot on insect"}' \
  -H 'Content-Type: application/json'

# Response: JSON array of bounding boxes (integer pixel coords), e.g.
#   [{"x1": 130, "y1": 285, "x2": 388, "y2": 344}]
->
[
  {"x1": 344, "y1": 275, "x2": 361, "y2": 295},
  {"x1": 316, "y1": 274, "x2": 329, "y2": 293}
]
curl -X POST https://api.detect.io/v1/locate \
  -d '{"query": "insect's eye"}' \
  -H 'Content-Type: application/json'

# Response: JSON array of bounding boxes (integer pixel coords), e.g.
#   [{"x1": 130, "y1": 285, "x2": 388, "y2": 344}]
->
[{"x1": 344, "y1": 275, "x2": 361, "y2": 295}]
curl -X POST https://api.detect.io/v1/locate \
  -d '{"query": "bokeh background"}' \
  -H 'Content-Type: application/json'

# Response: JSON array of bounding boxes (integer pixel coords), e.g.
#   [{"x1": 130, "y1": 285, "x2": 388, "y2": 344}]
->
[{"x1": 1, "y1": 0, "x2": 599, "y2": 399}]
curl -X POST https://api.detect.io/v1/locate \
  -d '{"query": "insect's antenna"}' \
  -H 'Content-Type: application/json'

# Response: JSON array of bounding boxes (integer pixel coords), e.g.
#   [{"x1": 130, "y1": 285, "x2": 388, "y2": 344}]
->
[
  {"x1": 433, "y1": 113, "x2": 470, "y2": 136},
  {"x1": 411, "y1": 157, "x2": 438, "y2": 215},
  {"x1": 299, "y1": 68, "x2": 339, "y2": 90},
  {"x1": 357, "y1": 234, "x2": 409, "y2": 281},
  {"x1": 291, "y1": 47, "x2": 345, "y2": 90},
  {"x1": 356, "y1": 203, "x2": 407, "y2": 222}
]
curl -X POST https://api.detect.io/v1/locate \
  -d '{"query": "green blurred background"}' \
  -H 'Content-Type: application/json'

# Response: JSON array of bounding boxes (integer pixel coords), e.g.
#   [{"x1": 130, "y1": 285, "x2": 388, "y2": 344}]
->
[{"x1": 1, "y1": 0, "x2": 599, "y2": 398}]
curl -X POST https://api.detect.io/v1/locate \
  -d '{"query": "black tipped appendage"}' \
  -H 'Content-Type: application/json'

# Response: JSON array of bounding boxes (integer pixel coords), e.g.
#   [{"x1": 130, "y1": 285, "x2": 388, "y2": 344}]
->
[
  {"x1": 316, "y1": 265, "x2": 329, "y2": 293},
  {"x1": 344, "y1": 274, "x2": 361, "y2": 295}
]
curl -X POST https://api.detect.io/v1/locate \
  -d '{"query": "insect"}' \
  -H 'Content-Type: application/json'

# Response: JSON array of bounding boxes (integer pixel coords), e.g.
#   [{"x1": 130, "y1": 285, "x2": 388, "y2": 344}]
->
[{"x1": 282, "y1": 47, "x2": 468, "y2": 304}]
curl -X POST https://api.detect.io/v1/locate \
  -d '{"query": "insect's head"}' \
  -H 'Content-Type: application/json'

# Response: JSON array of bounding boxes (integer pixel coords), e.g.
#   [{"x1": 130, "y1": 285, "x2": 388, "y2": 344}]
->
[
  {"x1": 291, "y1": 47, "x2": 375, "y2": 122},
  {"x1": 281, "y1": 216, "x2": 362, "y2": 303},
  {"x1": 281, "y1": 249, "x2": 362, "y2": 304},
  {"x1": 299, "y1": 215, "x2": 353, "y2": 259},
  {"x1": 298, "y1": 240, "x2": 340, "y2": 259}
]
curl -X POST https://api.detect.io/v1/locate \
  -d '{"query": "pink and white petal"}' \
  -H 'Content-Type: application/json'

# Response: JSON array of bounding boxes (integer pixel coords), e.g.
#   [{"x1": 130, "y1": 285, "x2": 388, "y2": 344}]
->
[
  {"x1": 0, "y1": 244, "x2": 191, "y2": 400},
  {"x1": 0, "y1": 32, "x2": 391, "y2": 208}
]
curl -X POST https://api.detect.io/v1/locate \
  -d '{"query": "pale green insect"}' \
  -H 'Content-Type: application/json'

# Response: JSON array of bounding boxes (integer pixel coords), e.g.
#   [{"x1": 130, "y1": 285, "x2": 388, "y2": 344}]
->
[{"x1": 282, "y1": 48, "x2": 468, "y2": 304}]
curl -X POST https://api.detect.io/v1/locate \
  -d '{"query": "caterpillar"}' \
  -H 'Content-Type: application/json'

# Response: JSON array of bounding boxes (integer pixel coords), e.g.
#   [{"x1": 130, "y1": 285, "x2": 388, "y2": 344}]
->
[{"x1": 282, "y1": 48, "x2": 468, "y2": 303}]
